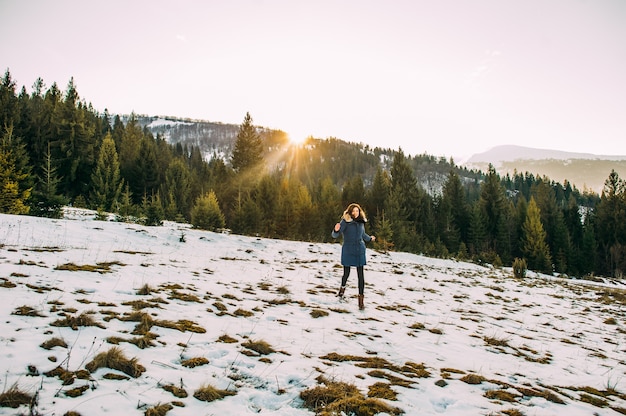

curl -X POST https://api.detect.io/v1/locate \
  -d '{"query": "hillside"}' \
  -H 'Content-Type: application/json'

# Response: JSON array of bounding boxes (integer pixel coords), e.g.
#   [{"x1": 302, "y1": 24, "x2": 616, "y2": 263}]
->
[
  {"x1": 1, "y1": 210, "x2": 625, "y2": 415},
  {"x1": 465, "y1": 145, "x2": 626, "y2": 193}
]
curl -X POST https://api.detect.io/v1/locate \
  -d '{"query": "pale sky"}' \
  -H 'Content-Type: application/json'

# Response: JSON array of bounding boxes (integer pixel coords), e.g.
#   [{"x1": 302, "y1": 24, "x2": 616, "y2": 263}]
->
[{"x1": 1, "y1": 0, "x2": 625, "y2": 160}]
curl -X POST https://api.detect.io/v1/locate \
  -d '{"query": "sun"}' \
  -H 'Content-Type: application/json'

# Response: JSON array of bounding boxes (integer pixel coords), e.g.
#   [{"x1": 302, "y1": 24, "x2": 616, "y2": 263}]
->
[{"x1": 288, "y1": 131, "x2": 310, "y2": 146}]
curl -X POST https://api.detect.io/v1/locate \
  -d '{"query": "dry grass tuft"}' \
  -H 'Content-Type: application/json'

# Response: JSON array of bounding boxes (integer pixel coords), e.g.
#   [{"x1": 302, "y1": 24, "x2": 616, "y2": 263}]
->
[
  {"x1": 217, "y1": 334, "x2": 238, "y2": 343},
  {"x1": 181, "y1": 357, "x2": 209, "y2": 368},
  {"x1": 501, "y1": 409, "x2": 526, "y2": 416},
  {"x1": 157, "y1": 319, "x2": 206, "y2": 333},
  {"x1": 193, "y1": 384, "x2": 236, "y2": 402},
  {"x1": 51, "y1": 312, "x2": 105, "y2": 330},
  {"x1": 233, "y1": 308, "x2": 254, "y2": 317},
  {"x1": 0, "y1": 383, "x2": 34, "y2": 409},
  {"x1": 85, "y1": 346, "x2": 145, "y2": 378},
  {"x1": 168, "y1": 290, "x2": 202, "y2": 303},
  {"x1": 136, "y1": 284, "x2": 154, "y2": 295},
  {"x1": 55, "y1": 261, "x2": 124, "y2": 273},
  {"x1": 242, "y1": 339, "x2": 275, "y2": 355},
  {"x1": 484, "y1": 335, "x2": 510, "y2": 348},
  {"x1": 460, "y1": 373, "x2": 486, "y2": 385},
  {"x1": 64, "y1": 385, "x2": 89, "y2": 397},
  {"x1": 162, "y1": 384, "x2": 188, "y2": 398},
  {"x1": 300, "y1": 376, "x2": 404, "y2": 416},
  {"x1": 40, "y1": 337, "x2": 68, "y2": 350},
  {"x1": 12, "y1": 305, "x2": 45, "y2": 317},
  {"x1": 484, "y1": 389, "x2": 519, "y2": 402},
  {"x1": 368, "y1": 382, "x2": 398, "y2": 400},
  {"x1": 145, "y1": 403, "x2": 173, "y2": 416},
  {"x1": 311, "y1": 309, "x2": 329, "y2": 318}
]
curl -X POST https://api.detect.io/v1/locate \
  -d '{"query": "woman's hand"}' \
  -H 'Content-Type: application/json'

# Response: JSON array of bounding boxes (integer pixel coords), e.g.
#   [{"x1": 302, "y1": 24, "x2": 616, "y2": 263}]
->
[
  {"x1": 371, "y1": 235, "x2": 376, "y2": 241},
  {"x1": 334, "y1": 223, "x2": 341, "y2": 232}
]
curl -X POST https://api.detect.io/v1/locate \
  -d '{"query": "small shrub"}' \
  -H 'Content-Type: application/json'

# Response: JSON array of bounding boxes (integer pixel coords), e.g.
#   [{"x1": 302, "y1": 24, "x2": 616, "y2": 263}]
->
[
  {"x1": 193, "y1": 384, "x2": 235, "y2": 402},
  {"x1": 512, "y1": 257, "x2": 527, "y2": 278}
]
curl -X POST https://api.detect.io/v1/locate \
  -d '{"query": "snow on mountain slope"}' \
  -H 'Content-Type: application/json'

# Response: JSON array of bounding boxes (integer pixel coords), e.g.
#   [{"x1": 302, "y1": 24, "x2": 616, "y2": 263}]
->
[{"x1": 1, "y1": 210, "x2": 625, "y2": 415}]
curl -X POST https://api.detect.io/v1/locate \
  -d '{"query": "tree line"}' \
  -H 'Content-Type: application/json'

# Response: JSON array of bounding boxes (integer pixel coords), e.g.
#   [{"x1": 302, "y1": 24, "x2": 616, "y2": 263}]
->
[{"x1": 1, "y1": 70, "x2": 625, "y2": 278}]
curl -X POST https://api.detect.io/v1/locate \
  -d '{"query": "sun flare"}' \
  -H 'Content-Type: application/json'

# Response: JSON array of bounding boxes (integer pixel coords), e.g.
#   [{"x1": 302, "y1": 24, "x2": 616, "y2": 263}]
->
[{"x1": 288, "y1": 131, "x2": 310, "y2": 146}]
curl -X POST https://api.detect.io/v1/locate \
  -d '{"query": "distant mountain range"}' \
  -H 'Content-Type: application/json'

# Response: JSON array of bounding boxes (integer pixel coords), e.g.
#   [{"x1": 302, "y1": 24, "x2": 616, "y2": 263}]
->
[
  {"x1": 464, "y1": 145, "x2": 626, "y2": 193},
  {"x1": 133, "y1": 116, "x2": 623, "y2": 195}
]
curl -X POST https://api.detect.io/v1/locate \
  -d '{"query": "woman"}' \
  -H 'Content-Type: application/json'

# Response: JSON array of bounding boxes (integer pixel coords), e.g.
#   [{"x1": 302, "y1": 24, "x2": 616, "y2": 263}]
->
[{"x1": 331, "y1": 203, "x2": 375, "y2": 310}]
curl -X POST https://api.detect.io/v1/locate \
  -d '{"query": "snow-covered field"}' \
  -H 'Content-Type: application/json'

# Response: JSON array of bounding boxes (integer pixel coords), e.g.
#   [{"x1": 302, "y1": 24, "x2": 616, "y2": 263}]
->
[{"x1": 1, "y1": 209, "x2": 625, "y2": 415}]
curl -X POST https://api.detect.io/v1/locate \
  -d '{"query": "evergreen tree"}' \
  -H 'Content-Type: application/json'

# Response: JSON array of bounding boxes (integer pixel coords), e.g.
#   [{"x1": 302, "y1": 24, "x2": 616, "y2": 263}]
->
[
  {"x1": 30, "y1": 141, "x2": 66, "y2": 218},
  {"x1": 231, "y1": 112, "x2": 263, "y2": 173},
  {"x1": 440, "y1": 170, "x2": 470, "y2": 253},
  {"x1": 366, "y1": 166, "x2": 391, "y2": 225},
  {"x1": 595, "y1": 170, "x2": 626, "y2": 276},
  {"x1": 0, "y1": 125, "x2": 31, "y2": 214},
  {"x1": 341, "y1": 174, "x2": 365, "y2": 207},
  {"x1": 90, "y1": 133, "x2": 123, "y2": 212},
  {"x1": 117, "y1": 183, "x2": 136, "y2": 222},
  {"x1": 479, "y1": 165, "x2": 508, "y2": 257},
  {"x1": 254, "y1": 173, "x2": 279, "y2": 237},
  {"x1": 0, "y1": 69, "x2": 20, "y2": 129},
  {"x1": 163, "y1": 158, "x2": 192, "y2": 220},
  {"x1": 468, "y1": 204, "x2": 487, "y2": 256},
  {"x1": 191, "y1": 190, "x2": 226, "y2": 231},
  {"x1": 54, "y1": 78, "x2": 96, "y2": 199},
  {"x1": 316, "y1": 176, "x2": 341, "y2": 242},
  {"x1": 521, "y1": 197, "x2": 553, "y2": 273},
  {"x1": 143, "y1": 193, "x2": 164, "y2": 226},
  {"x1": 374, "y1": 209, "x2": 394, "y2": 253}
]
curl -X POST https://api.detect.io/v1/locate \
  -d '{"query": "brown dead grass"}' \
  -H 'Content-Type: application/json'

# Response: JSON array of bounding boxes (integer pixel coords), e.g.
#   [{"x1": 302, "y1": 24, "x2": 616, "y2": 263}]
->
[
  {"x1": 193, "y1": 384, "x2": 236, "y2": 402},
  {"x1": 85, "y1": 347, "x2": 145, "y2": 378}
]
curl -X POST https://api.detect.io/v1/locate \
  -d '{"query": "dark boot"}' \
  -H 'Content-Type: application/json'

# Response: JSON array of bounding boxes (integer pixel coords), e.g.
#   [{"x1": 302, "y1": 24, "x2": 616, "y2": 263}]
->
[
  {"x1": 358, "y1": 294, "x2": 364, "y2": 310},
  {"x1": 337, "y1": 286, "x2": 345, "y2": 298}
]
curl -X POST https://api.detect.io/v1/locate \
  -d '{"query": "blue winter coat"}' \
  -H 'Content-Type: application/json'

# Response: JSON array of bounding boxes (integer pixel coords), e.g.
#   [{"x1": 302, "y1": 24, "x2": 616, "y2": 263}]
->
[{"x1": 332, "y1": 216, "x2": 372, "y2": 267}]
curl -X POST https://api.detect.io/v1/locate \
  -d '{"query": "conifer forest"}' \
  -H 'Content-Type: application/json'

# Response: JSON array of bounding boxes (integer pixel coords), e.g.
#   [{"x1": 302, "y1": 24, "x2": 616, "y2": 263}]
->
[{"x1": 1, "y1": 70, "x2": 625, "y2": 279}]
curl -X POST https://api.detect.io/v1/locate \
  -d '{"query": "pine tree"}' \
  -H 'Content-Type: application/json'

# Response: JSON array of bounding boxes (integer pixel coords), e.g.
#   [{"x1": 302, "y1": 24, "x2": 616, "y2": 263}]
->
[
  {"x1": 479, "y1": 165, "x2": 508, "y2": 257},
  {"x1": 30, "y1": 141, "x2": 66, "y2": 218},
  {"x1": 231, "y1": 112, "x2": 263, "y2": 173},
  {"x1": 254, "y1": 173, "x2": 279, "y2": 237},
  {"x1": 595, "y1": 170, "x2": 626, "y2": 276},
  {"x1": 0, "y1": 125, "x2": 31, "y2": 214},
  {"x1": 90, "y1": 133, "x2": 123, "y2": 212},
  {"x1": 374, "y1": 209, "x2": 394, "y2": 253},
  {"x1": 163, "y1": 158, "x2": 192, "y2": 220},
  {"x1": 117, "y1": 183, "x2": 135, "y2": 222},
  {"x1": 521, "y1": 197, "x2": 553, "y2": 273},
  {"x1": 143, "y1": 193, "x2": 164, "y2": 226},
  {"x1": 191, "y1": 190, "x2": 225, "y2": 231}
]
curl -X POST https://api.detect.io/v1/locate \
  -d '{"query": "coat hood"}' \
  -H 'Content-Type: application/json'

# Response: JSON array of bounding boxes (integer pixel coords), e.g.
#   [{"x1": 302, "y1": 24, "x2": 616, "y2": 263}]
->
[{"x1": 342, "y1": 205, "x2": 367, "y2": 223}]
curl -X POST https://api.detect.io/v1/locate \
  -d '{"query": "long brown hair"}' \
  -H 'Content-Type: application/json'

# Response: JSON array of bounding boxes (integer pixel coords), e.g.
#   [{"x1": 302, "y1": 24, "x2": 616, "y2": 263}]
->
[{"x1": 343, "y1": 203, "x2": 367, "y2": 222}]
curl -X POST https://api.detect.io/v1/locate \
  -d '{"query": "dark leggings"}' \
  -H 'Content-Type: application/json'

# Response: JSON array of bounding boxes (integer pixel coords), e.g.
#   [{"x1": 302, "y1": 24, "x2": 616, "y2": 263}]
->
[{"x1": 341, "y1": 266, "x2": 364, "y2": 295}]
